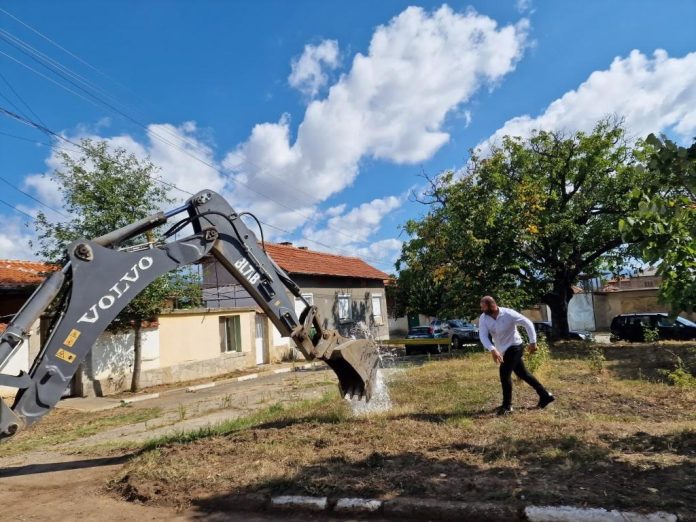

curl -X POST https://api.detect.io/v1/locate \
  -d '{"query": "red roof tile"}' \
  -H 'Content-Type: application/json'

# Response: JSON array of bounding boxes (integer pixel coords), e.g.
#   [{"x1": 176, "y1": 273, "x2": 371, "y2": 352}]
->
[
  {"x1": 0, "y1": 323, "x2": 6, "y2": 333},
  {"x1": 264, "y1": 243, "x2": 390, "y2": 281},
  {"x1": 0, "y1": 260, "x2": 56, "y2": 288}
]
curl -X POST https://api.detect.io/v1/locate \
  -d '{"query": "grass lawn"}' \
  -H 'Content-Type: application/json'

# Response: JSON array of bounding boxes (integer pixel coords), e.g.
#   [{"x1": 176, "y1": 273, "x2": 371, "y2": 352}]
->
[
  {"x1": 0, "y1": 406, "x2": 162, "y2": 459},
  {"x1": 112, "y1": 342, "x2": 696, "y2": 513}
]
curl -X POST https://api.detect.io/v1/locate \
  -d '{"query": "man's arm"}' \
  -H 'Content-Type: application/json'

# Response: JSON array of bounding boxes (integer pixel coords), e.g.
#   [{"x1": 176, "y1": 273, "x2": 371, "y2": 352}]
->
[
  {"x1": 511, "y1": 310, "x2": 538, "y2": 351},
  {"x1": 478, "y1": 316, "x2": 493, "y2": 351},
  {"x1": 479, "y1": 316, "x2": 503, "y2": 363}
]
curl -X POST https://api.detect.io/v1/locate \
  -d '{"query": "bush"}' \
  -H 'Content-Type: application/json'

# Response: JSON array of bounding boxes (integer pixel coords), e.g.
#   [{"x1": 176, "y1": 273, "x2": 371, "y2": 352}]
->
[
  {"x1": 643, "y1": 326, "x2": 660, "y2": 343},
  {"x1": 525, "y1": 336, "x2": 550, "y2": 374},
  {"x1": 659, "y1": 356, "x2": 696, "y2": 388},
  {"x1": 587, "y1": 346, "x2": 606, "y2": 375}
]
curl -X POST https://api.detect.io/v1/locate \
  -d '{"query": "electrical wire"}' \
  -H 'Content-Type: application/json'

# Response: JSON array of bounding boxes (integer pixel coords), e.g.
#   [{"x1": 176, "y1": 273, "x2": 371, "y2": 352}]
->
[
  {"x1": 0, "y1": 176, "x2": 67, "y2": 218},
  {"x1": 0, "y1": 106, "x2": 393, "y2": 268},
  {"x1": 0, "y1": 198, "x2": 34, "y2": 219},
  {"x1": 0, "y1": 68, "x2": 45, "y2": 126},
  {"x1": 0, "y1": 29, "x2": 381, "y2": 249}
]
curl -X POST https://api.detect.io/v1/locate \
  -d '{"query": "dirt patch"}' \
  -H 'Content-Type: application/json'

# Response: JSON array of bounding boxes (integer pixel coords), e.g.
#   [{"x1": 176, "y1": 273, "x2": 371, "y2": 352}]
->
[{"x1": 113, "y1": 346, "x2": 696, "y2": 514}]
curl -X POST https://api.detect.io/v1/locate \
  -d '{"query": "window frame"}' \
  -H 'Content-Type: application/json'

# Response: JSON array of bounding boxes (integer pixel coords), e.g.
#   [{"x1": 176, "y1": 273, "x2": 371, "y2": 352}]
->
[
  {"x1": 337, "y1": 293, "x2": 351, "y2": 322},
  {"x1": 371, "y1": 293, "x2": 383, "y2": 324},
  {"x1": 220, "y1": 315, "x2": 242, "y2": 353}
]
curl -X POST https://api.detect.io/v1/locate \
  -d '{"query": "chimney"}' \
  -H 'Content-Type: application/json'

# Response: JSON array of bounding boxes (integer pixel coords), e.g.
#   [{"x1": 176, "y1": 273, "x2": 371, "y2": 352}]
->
[
  {"x1": 298, "y1": 246, "x2": 308, "y2": 250},
  {"x1": 279, "y1": 241, "x2": 293, "y2": 246}
]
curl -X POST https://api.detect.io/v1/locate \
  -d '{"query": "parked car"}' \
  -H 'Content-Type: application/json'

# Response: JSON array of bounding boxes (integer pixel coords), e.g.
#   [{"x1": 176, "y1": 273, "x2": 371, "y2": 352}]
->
[
  {"x1": 405, "y1": 325, "x2": 449, "y2": 355},
  {"x1": 610, "y1": 313, "x2": 696, "y2": 342},
  {"x1": 533, "y1": 321, "x2": 594, "y2": 341},
  {"x1": 429, "y1": 319, "x2": 451, "y2": 337},
  {"x1": 446, "y1": 319, "x2": 479, "y2": 349}
]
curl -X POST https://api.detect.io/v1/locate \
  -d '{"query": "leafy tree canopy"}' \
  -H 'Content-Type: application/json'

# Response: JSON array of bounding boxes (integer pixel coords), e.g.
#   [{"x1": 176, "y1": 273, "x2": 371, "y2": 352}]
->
[
  {"x1": 621, "y1": 134, "x2": 696, "y2": 313},
  {"x1": 397, "y1": 119, "x2": 651, "y2": 338}
]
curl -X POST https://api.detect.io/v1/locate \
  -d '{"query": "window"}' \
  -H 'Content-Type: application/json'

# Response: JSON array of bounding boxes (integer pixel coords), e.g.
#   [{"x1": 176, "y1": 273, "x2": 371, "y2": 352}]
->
[
  {"x1": 294, "y1": 293, "x2": 314, "y2": 320},
  {"x1": 371, "y1": 295, "x2": 383, "y2": 325},
  {"x1": 658, "y1": 316, "x2": 675, "y2": 327},
  {"x1": 220, "y1": 316, "x2": 242, "y2": 352},
  {"x1": 338, "y1": 294, "x2": 351, "y2": 322}
]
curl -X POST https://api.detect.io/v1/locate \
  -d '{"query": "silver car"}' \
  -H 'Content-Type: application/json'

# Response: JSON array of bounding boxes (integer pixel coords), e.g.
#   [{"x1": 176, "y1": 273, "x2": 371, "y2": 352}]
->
[{"x1": 446, "y1": 319, "x2": 479, "y2": 349}]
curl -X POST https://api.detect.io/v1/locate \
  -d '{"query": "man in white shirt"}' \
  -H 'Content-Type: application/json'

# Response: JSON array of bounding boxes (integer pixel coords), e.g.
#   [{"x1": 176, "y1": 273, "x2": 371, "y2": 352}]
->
[{"x1": 479, "y1": 296, "x2": 554, "y2": 416}]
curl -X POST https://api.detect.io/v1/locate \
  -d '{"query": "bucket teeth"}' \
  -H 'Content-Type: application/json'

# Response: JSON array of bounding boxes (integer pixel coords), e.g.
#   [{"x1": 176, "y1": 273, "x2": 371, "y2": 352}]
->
[{"x1": 322, "y1": 339, "x2": 379, "y2": 401}]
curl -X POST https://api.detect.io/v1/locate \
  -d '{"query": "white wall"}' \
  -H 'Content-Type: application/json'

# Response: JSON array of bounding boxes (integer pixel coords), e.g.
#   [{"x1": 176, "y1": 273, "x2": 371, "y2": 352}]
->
[
  {"x1": 89, "y1": 327, "x2": 160, "y2": 381},
  {"x1": 0, "y1": 319, "x2": 42, "y2": 398}
]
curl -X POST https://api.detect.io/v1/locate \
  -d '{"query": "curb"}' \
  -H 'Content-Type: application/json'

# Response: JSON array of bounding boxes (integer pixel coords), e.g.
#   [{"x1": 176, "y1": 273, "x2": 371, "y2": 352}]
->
[
  {"x1": 207, "y1": 494, "x2": 680, "y2": 521},
  {"x1": 120, "y1": 393, "x2": 160, "y2": 404},
  {"x1": 162, "y1": 362, "x2": 328, "y2": 394},
  {"x1": 108, "y1": 361, "x2": 331, "y2": 404},
  {"x1": 186, "y1": 382, "x2": 216, "y2": 392}
]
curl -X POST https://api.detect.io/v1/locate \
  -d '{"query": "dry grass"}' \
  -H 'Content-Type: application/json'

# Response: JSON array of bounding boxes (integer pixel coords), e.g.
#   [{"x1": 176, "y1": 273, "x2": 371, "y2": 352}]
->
[
  {"x1": 0, "y1": 406, "x2": 161, "y2": 458},
  {"x1": 112, "y1": 344, "x2": 696, "y2": 513}
]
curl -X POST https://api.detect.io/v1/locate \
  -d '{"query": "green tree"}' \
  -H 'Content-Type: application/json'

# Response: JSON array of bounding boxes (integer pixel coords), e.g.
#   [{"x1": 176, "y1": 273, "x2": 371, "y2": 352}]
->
[
  {"x1": 621, "y1": 135, "x2": 696, "y2": 312},
  {"x1": 398, "y1": 119, "x2": 650, "y2": 339},
  {"x1": 34, "y1": 139, "x2": 176, "y2": 391}
]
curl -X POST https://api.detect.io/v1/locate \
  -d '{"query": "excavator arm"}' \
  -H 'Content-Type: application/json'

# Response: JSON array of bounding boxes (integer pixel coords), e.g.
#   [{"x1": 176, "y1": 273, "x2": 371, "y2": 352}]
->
[{"x1": 0, "y1": 189, "x2": 379, "y2": 440}]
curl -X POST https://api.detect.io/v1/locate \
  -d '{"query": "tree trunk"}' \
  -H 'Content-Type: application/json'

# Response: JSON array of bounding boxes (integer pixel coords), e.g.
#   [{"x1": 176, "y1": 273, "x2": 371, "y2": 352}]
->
[
  {"x1": 130, "y1": 322, "x2": 142, "y2": 392},
  {"x1": 543, "y1": 282, "x2": 573, "y2": 340}
]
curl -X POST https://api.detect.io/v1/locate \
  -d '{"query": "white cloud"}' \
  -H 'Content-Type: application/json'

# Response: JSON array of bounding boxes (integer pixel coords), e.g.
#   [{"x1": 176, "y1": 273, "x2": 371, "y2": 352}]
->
[
  {"x1": 354, "y1": 239, "x2": 403, "y2": 273},
  {"x1": 26, "y1": 122, "x2": 225, "y2": 209},
  {"x1": 481, "y1": 50, "x2": 696, "y2": 151},
  {"x1": 515, "y1": 0, "x2": 533, "y2": 14},
  {"x1": 224, "y1": 5, "x2": 528, "y2": 231},
  {"x1": 144, "y1": 122, "x2": 225, "y2": 199},
  {"x1": 0, "y1": 218, "x2": 37, "y2": 260},
  {"x1": 10, "y1": 5, "x2": 529, "y2": 264},
  {"x1": 297, "y1": 195, "x2": 404, "y2": 271},
  {"x1": 289, "y1": 40, "x2": 340, "y2": 98},
  {"x1": 22, "y1": 174, "x2": 63, "y2": 210},
  {"x1": 304, "y1": 195, "x2": 402, "y2": 248},
  {"x1": 324, "y1": 204, "x2": 347, "y2": 218}
]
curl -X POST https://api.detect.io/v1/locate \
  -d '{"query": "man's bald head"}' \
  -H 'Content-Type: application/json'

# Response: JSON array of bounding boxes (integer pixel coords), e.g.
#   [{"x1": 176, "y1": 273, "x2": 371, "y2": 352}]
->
[{"x1": 480, "y1": 295, "x2": 499, "y2": 316}]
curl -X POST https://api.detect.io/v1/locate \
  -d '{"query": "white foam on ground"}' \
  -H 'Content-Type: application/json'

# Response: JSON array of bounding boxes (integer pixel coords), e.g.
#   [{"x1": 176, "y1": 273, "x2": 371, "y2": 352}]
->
[
  {"x1": 525, "y1": 506, "x2": 677, "y2": 522},
  {"x1": 347, "y1": 367, "x2": 392, "y2": 415}
]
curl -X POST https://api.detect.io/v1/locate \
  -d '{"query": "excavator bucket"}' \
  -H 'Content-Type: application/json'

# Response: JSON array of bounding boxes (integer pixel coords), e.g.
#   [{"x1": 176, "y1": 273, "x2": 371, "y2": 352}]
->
[{"x1": 323, "y1": 339, "x2": 380, "y2": 401}]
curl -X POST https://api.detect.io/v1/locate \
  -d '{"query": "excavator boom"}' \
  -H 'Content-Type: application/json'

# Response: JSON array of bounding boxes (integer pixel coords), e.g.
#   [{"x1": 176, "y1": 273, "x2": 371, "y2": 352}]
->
[{"x1": 0, "y1": 189, "x2": 380, "y2": 439}]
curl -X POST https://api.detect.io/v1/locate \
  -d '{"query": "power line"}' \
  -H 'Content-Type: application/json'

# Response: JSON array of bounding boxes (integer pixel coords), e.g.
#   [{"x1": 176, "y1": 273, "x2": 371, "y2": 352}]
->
[
  {"x1": 0, "y1": 176, "x2": 68, "y2": 218},
  {"x1": 0, "y1": 108, "x2": 393, "y2": 267},
  {"x1": 0, "y1": 129, "x2": 80, "y2": 154},
  {"x1": 0, "y1": 7, "x2": 136, "y2": 97},
  {"x1": 0, "y1": 25, "x2": 335, "y2": 213},
  {"x1": 0, "y1": 31, "x2": 372, "y2": 247},
  {"x1": 0, "y1": 68, "x2": 45, "y2": 126},
  {"x1": 0, "y1": 198, "x2": 34, "y2": 220}
]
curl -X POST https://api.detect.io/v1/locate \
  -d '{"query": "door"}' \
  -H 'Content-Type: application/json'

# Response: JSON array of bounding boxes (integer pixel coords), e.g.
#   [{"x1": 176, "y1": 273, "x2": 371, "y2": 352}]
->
[{"x1": 255, "y1": 314, "x2": 268, "y2": 365}]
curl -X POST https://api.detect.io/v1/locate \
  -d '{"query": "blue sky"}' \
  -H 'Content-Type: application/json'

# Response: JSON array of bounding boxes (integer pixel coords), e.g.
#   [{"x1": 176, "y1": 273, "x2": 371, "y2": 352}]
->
[{"x1": 0, "y1": 1, "x2": 695, "y2": 272}]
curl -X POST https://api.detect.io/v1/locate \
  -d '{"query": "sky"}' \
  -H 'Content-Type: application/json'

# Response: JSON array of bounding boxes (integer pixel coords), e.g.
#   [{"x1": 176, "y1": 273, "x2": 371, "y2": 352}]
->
[{"x1": 0, "y1": 1, "x2": 695, "y2": 273}]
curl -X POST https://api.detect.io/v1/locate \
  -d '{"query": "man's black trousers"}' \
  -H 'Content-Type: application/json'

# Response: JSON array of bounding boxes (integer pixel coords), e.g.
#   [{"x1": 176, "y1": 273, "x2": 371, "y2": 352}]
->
[{"x1": 499, "y1": 344, "x2": 549, "y2": 408}]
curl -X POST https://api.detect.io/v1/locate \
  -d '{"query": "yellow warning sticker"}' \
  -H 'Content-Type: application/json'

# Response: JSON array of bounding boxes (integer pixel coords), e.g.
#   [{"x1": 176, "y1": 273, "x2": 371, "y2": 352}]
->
[
  {"x1": 63, "y1": 329, "x2": 81, "y2": 347},
  {"x1": 56, "y1": 348, "x2": 77, "y2": 364}
]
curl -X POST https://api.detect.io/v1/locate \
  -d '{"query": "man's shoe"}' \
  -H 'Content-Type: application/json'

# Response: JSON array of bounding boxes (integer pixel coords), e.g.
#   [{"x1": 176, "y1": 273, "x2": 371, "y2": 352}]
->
[
  {"x1": 537, "y1": 394, "x2": 555, "y2": 409},
  {"x1": 496, "y1": 406, "x2": 513, "y2": 416}
]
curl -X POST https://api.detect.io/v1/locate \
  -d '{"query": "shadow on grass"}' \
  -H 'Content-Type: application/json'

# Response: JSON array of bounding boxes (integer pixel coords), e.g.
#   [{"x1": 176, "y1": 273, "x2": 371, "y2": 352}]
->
[
  {"x1": 599, "y1": 430, "x2": 696, "y2": 456},
  {"x1": 182, "y1": 430, "x2": 696, "y2": 516}
]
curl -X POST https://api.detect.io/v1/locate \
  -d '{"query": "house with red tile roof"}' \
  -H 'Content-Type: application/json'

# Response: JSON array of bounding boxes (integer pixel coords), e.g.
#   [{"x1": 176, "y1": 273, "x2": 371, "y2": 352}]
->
[
  {"x1": 0, "y1": 247, "x2": 391, "y2": 397},
  {"x1": 0, "y1": 259, "x2": 56, "y2": 321},
  {"x1": 202, "y1": 242, "x2": 391, "y2": 361},
  {"x1": 0, "y1": 260, "x2": 54, "y2": 397}
]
